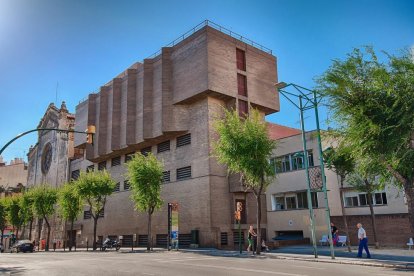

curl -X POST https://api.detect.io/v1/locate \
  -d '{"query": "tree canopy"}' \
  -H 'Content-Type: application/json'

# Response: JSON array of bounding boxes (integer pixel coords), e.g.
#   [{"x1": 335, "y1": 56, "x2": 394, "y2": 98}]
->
[
  {"x1": 126, "y1": 152, "x2": 163, "y2": 214},
  {"x1": 58, "y1": 182, "x2": 82, "y2": 222},
  {"x1": 213, "y1": 108, "x2": 276, "y2": 191},
  {"x1": 317, "y1": 46, "x2": 414, "y2": 235}
]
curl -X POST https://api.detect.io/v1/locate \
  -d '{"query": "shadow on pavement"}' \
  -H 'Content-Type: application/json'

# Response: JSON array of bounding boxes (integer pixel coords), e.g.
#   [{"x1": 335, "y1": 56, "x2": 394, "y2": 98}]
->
[{"x1": 0, "y1": 266, "x2": 26, "y2": 275}]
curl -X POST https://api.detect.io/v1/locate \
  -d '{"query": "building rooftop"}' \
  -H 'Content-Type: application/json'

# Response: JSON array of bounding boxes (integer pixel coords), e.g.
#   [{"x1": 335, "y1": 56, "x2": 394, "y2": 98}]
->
[{"x1": 267, "y1": 122, "x2": 301, "y2": 140}]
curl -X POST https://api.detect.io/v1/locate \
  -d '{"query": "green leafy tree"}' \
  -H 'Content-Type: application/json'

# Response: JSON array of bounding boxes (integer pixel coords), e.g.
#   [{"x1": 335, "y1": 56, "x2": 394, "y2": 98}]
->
[
  {"x1": 347, "y1": 158, "x2": 386, "y2": 249},
  {"x1": 317, "y1": 46, "x2": 414, "y2": 236},
  {"x1": 324, "y1": 143, "x2": 354, "y2": 252},
  {"x1": 213, "y1": 108, "x2": 276, "y2": 254},
  {"x1": 31, "y1": 185, "x2": 58, "y2": 251},
  {"x1": 126, "y1": 153, "x2": 163, "y2": 251},
  {"x1": 74, "y1": 170, "x2": 115, "y2": 250},
  {"x1": 20, "y1": 190, "x2": 35, "y2": 240},
  {"x1": 0, "y1": 198, "x2": 7, "y2": 246},
  {"x1": 5, "y1": 195, "x2": 24, "y2": 240},
  {"x1": 58, "y1": 183, "x2": 82, "y2": 251}
]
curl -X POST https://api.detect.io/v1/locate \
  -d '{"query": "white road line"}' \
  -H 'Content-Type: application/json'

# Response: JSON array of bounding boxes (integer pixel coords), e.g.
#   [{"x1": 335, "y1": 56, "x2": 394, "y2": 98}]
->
[
  {"x1": 170, "y1": 262, "x2": 308, "y2": 276},
  {"x1": 157, "y1": 257, "x2": 220, "y2": 263}
]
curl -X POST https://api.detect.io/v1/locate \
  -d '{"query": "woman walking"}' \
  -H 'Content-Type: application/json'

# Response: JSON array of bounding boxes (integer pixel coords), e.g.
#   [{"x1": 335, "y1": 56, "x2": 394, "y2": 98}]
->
[{"x1": 247, "y1": 225, "x2": 257, "y2": 254}]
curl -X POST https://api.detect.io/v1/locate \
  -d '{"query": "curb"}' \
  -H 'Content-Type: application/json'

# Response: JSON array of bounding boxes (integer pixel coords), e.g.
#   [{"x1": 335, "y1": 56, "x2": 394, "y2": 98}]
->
[
  {"x1": 180, "y1": 249, "x2": 414, "y2": 270},
  {"x1": 265, "y1": 254, "x2": 414, "y2": 270}
]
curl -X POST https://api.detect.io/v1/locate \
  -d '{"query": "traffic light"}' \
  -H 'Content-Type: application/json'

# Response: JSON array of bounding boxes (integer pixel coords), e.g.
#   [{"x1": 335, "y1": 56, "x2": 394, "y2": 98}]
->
[{"x1": 86, "y1": 125, "x2": 96, "y2": 145}]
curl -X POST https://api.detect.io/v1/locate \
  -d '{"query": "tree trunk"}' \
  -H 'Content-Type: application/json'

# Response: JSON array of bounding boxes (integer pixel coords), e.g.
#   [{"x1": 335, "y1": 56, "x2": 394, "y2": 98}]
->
[
  {"x1": 366, "y1": 190, "x2": 379, "y2": 249},
  {"x1": 29, "y1": 218, "x2": 33, "y2": 241},
  {"x1": 69, "y1": 219, "x2": 74, "y2": 252},
  {"x1": 255, "y1": 184, "x2": 263, "y2": 255},
  {"x1": 147, "y1": 210, "x2": 152, "y2": 251},
  {"x1": 16, "y1": 228, "x2": 19, "y2": 240},
  {"x1": 22, "y1": 224, "x2": 26, "y2": 239},
  {"x1": 339, "y1": 177, "x2": 352, "y2": 252},
  {"x1": 404, "y1": 181, "x2": 414, "y2": 238},
  {"x1": 1, "y1": 228, "x2": 4, "y2": 246},
  {"x1": 44, "y1": 216, "x2": 51, "y2": 251},
  {"x1": 93, "y1": 216, "x2": 98, "y2": 251},
  {"x1": 37, "y1": 218, "x2": 42, "y2": 249}
]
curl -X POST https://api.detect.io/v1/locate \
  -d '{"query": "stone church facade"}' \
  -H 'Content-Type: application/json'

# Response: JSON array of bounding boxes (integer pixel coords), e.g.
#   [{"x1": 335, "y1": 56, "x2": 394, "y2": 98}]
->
[{"x1": 26, "y1": 102, "x2": 76, "y2": 246}]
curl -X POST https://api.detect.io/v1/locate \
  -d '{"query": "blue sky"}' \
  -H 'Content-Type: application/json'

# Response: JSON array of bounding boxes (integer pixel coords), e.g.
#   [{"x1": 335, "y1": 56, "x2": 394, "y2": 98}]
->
[{"x1": 0, "y1": 0, "x2": 413, "y2": 163}]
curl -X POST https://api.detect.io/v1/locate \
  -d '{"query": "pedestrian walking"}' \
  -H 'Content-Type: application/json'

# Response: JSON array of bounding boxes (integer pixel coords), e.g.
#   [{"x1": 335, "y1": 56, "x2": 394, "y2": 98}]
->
[
  {"x1": 331, "y1": 222, "x2": 339, "y2": 246},
  {"x1": 247, "y1": 225, "x2": 256, "y2": 255},
  {"x1": 356, "y1": 223, "x2": 371, "y2": 258}
]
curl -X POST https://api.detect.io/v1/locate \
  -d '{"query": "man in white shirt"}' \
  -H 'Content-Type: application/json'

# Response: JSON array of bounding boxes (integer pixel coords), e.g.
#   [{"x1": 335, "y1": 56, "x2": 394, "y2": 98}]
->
[{"x1": 357, "y1": 223, "x2": 371, "y2": 258}]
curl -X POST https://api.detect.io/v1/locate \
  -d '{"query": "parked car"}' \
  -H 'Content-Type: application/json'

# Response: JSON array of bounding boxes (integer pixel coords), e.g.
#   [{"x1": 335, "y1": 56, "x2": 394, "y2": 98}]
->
[{"x1": 11, "y1": 240, "x2": 34, "y2": 253}]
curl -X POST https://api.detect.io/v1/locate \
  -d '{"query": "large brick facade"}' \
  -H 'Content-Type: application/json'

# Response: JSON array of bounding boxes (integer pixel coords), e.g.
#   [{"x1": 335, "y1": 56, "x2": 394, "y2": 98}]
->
[{"x1": 67, "y1": 24, "x2": 279, "y2": 248}]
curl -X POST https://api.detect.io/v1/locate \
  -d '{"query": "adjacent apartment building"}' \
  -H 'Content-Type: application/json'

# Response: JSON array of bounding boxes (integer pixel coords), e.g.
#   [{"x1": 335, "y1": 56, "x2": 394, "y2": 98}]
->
[
  {"x1": 266, "y1": 130, "x2": 411, "y2": 246},
  {"x1": 0, "y1": 156, "x2": 27, "y2": 196}
]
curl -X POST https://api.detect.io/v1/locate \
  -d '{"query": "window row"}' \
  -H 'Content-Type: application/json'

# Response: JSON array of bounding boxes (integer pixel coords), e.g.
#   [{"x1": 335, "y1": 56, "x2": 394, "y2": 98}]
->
[
  {"x1": 344, "y1": 192, "x2": 387, "y2": 207},
  {"x1": 83, "y1": 209, "x2": 104, "y2": 219},
  {"x1": 162, "y1": 166, "x2": 192, "y2": 183},
  {"x1": 271, "y1": 191, "x2": 318, "y2": 211},
  {"x1": 270, "y1": 150, "x2": 314, "y2": 174},
  {"x1": 76, "y1": 134, "x2": 192, "y2": 174}
]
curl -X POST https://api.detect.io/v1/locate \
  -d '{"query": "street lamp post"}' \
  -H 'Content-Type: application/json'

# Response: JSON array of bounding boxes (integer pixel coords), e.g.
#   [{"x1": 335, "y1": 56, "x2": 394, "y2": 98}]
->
[
  {"x1": 276, "y1": 82, "x2": 335, "y2": 259},
  {"x1": 0, "y1": 126, "x2": 96, "y2": 157}
]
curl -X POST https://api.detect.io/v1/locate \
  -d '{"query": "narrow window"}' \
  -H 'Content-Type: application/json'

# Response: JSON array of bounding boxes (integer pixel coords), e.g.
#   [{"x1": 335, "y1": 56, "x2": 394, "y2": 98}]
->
[
  {"x1": 221, "y1": 232, "x2": 228, "y2": 246},
  {"x1": 125, "y1": 153, "x2": 134, "y2": 163},
  {"x1": 236, "y1": 48, "x2": 246, "y2": 71},
  {"x1": 83, "y1": 210, "x2": 91, "y2": 219},
  {"x1": 238, "y1": 100, "x2": 248, "y2": 117},
  {"x1": 177, "y1": 133, "x2": 191, "y2": 147},
  {"x1": 286, "y1": 196, "x2": 297, "y2": 209},
  {"x1": 359, "y1": 194, "x2": 368, "y2": 206},
  {"x1": 86, "y1": 165, "x2": 94, "y2": 172},
  {"x1": 124, "y1": 180, "x2": 130, "y2": 191},
  {"x1": 274, "y1": 196, "x2": 285, "y2": 210},
  {"x1": 111, "y1": 156, "x2": 121, "y2": 167},
  {"x1": 157, "y1": 141, "x2": 170, "y2": 153},
  {"x1": 141, "y1": 147, "x2": 152, "y2": 156},
  {"x1": 113, "y1": 182, "x2": 120, "y2": 192},
  {"x1": 177, "y1": 166, "x2": 191, "y2": 180},
  {"x1": 162, "y1": 171, "x2": 171, "y2": 183},
  {"x1": 71, "y1": 170, "x2": 80, "y2": 180},
  {"x1": 237, "y1": 74, "x2": 247, "y2": 96},
  {"x1": 98, "y1": 161, "x2": 106, "y2": 171}
]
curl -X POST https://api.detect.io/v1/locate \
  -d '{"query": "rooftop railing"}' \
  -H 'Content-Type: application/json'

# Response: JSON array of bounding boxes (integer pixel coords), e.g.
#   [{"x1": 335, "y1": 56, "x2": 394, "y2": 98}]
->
[
  {"x1": 79, "y1": 20, "x2": 272, "y2": 104},
  {"x1": 147, "y1": 19, "x2": 272, "y2": 58}
]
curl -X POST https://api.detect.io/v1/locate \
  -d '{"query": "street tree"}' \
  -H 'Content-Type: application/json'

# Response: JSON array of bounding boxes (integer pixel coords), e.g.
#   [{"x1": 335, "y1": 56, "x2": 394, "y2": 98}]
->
[
  {"x1": 31, "y1": 185, "x2": 58, "y2": 251},
  {"x1": 126, "y1": 152, "x2": 163, "y2": 251},
  {"x1": 324, "y1": 143, "x2": 354, "y2": 252},
  {"x1": 213, "y1": 108, "x2": 276, "y2": 254},
  {"x1": 74, "y1": 170, "x2": 115, "y2": 250},
  {"x1": 317, "y1": 47, "x2": 414, "y2": 236},
  {"x1": 20, "y1": 190, "x2": 35, "y2": 240},
  {"x1": 58, "y1": 182, "x2": 82, "y2": 251},
  {"x1": 0, "y1": 198, "x2": 7, "y2": 246},
  {"x1": 347, "y1": 159, "x2": 386, "y2": 249},
  {"x1": 5, "y1": 195, "x2": 23, "y2": 240}
]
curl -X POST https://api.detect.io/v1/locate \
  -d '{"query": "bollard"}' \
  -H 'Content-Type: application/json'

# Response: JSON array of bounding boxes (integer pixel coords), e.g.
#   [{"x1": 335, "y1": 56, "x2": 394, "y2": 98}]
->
[{"x1": 87, "y1": 240, "x2": 89, "y2": 251}]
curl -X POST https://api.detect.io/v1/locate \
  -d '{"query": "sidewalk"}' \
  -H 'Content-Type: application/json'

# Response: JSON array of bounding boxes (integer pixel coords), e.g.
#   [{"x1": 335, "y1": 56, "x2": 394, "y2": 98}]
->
[{"x1": 180, "y1": 245, "x2": 414, "y2": 270}]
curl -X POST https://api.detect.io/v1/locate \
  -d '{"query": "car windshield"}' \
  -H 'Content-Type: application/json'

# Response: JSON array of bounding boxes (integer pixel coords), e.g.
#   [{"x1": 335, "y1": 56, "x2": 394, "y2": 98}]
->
[{"x1": 16, "y1": 240, "x2": 32, "y2": 245}]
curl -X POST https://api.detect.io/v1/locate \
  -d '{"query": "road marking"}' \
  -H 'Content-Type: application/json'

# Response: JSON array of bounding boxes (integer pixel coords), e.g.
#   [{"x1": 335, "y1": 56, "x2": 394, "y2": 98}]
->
[
  {"x1": 168, "y1": 262, "x2": 308, "y2": 276},
  {"x1": 157, "y1": 257, "x2": 220, "y2": 263}
]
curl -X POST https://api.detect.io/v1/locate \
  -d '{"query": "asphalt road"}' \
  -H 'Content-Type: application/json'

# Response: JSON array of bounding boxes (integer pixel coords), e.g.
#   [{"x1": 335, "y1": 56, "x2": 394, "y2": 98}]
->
[{"x1": 0, "y1": 250, "x2": 412, "y2": 276}]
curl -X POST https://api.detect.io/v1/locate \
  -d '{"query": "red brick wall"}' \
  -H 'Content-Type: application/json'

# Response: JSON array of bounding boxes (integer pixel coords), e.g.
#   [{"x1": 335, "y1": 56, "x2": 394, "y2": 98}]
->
[{"x1": 331, "y1": 214, "x2": 411, "y2": 247}]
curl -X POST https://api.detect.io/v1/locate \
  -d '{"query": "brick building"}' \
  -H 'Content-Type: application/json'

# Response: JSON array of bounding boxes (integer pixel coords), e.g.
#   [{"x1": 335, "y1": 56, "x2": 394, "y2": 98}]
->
[{"x1": 68, "y1": 21, "x2": 280, "y2": 248}]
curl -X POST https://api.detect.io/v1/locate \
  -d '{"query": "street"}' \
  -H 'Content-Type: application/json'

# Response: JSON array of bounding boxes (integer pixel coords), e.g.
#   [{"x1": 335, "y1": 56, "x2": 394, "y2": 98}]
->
[{"x1": 0, "y1": 250, "x2": 412, "y2": 276}]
